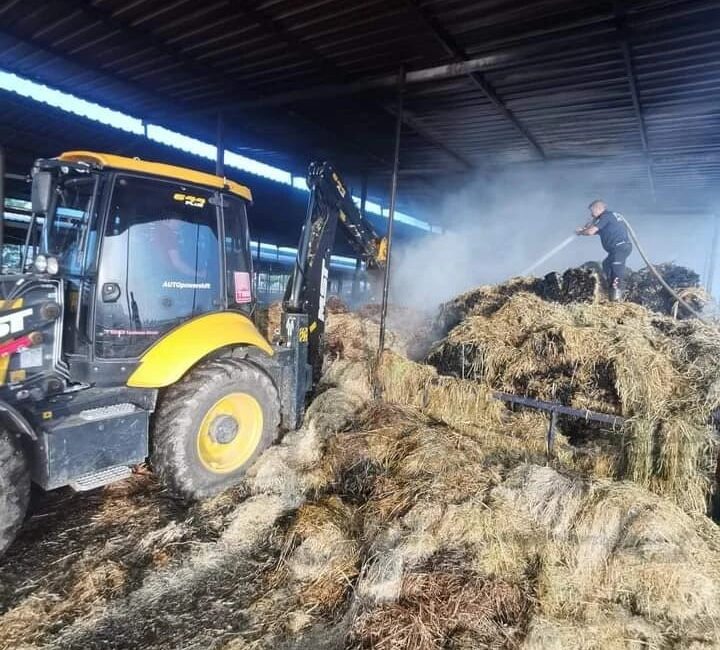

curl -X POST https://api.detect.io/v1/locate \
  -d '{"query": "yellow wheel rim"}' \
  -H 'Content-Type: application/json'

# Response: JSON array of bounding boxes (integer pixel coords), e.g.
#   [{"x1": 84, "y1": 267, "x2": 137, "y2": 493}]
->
[{"x1": 196, "y1": 392, "x2": 264, "y2": 474}]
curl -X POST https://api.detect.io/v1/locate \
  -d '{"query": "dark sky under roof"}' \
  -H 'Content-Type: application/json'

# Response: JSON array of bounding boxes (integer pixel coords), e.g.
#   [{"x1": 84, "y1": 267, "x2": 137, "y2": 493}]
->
[{"x1": 0, "y1": 0, "x2": 718, "y2": 241}]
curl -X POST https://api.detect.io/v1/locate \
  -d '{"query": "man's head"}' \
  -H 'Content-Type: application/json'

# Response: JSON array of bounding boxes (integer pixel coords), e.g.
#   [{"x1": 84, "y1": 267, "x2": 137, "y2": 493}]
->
[{"x1": 588, "y1": 199, "x2": 606, "y2": 219}]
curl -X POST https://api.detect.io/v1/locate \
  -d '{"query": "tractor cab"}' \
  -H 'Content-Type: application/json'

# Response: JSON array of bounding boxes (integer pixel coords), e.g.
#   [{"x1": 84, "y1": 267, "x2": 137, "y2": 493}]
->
[{"x1": 27, "y1": 152, "x2": 255, "y2": 372}]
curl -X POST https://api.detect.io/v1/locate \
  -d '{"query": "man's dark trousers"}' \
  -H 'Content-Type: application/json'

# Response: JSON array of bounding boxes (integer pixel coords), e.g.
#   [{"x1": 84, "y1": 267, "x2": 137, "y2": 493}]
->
[{"x1": 602, "y1": 242, "x2": 632, "y2": 289}]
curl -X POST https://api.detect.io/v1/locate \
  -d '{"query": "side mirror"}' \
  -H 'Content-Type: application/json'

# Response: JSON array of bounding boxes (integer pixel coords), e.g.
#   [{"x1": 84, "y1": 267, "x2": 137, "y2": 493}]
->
[{"x1": 31, "y1": 171, "x2": 53, "y2": 214}]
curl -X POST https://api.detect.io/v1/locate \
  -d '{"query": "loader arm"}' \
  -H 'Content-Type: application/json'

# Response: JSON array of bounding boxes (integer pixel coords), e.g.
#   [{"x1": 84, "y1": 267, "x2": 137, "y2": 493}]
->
[{"x1": 284, "y1": 162, "x2": 386, "y2": 379}]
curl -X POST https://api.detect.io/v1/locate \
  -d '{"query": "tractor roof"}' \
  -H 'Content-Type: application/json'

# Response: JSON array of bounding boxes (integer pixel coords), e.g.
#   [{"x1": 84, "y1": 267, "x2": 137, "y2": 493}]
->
[{"x1": 58, "y1": 151, "x2": 252, "y2": 202}]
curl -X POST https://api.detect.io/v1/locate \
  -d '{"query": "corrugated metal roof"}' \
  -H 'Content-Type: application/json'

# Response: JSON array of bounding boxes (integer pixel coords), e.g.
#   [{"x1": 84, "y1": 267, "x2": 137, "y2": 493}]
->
[{"x1": 0, "y1": 0, "x2": 718, "y2": 224}]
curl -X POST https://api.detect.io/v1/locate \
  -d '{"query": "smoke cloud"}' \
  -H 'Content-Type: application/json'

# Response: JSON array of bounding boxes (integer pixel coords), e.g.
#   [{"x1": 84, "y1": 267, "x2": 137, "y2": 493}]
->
[{"x1": 390, "y1": 163, "x2": 716, "y2": 311}]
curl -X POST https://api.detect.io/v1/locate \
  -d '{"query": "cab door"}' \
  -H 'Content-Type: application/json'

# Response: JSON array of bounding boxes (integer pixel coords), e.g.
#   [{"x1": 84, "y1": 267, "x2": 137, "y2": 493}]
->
[{"x1": 94, "y1": 175, "x2": 222, "y2": 359}]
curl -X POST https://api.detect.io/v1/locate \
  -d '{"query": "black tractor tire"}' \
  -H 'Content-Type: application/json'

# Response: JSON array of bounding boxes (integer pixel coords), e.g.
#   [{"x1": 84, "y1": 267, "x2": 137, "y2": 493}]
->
[
  {"x1": 152, "y1": 356, "x2": 281, "y2": 499},
  {"x1": 0, "y1": 430, "x2": 30, "y2": 558}
]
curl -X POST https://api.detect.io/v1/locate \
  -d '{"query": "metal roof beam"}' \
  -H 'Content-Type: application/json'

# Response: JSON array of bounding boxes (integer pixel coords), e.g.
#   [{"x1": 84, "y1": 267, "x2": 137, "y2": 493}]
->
[
  {"x1": 223, "y1": 53, "x2": 547, "y2": 110},
  {"x1": 54, "y1": 0, "x2": 471, "y2": 171},
  {"x1": 230, "y1": 1, "x2": 474, "y2": 171},
  {"x1": 405, "y1": 0, "x2": 545, "y2": 160},
  {"x1": 614, "y1": 1, "x2": 656, "y2": 199}
]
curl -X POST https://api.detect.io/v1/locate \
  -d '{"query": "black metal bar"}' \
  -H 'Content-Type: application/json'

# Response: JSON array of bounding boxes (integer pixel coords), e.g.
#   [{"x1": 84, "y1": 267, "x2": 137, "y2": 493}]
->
[
  {"x1": 215, "y1": 112, "x2": 225, "y2": 177},
  {"x1": 228, "y1": 55, "x2": 523, "y2": 109},
  {"x1": 378, "y1": 68, "x2": 404, "y2": 355},
  {"x1": 360, "y1": 171, "x2": 368, "y2": 220},
  {"x1": 493, "y1": 391, "x2": 625, "y2": 427}
]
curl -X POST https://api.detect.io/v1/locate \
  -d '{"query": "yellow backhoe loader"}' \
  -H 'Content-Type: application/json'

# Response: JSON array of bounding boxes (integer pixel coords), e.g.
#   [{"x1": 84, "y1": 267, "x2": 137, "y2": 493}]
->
[{"x1": 0, "y1": 152, "x2": 386, "y2": 556}]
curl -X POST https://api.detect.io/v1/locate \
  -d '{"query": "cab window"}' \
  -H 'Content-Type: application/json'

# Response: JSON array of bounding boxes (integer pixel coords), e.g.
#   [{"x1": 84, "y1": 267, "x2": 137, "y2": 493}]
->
[
  {"x1": 221, "y1": 194, "x2": 253, "y2": 314},
  {"x1": 95, "y1": 175, "x2": 221, "y2": 359}
]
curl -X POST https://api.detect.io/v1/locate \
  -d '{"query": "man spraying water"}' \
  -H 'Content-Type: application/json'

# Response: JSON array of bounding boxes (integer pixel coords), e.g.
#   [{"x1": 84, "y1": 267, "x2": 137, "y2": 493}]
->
[{"x1": 576, "y1": 200, "x2": 633, "y2": 302}]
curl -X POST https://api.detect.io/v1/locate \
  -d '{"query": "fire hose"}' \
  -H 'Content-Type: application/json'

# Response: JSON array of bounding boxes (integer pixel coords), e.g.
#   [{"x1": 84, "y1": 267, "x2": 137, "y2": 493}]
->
[{"x1": 617, "y1": 215, "x2": 705, "y2": 320}]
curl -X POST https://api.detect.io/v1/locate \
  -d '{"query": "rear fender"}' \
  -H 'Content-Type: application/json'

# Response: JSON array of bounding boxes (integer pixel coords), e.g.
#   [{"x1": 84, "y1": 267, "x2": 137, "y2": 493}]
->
[
  {"x1": 127, "y1": 312, "x2": 273, "y2": 389},
  {"x1": 0, "y1": 400, "x2": 36, "y2": 440}
]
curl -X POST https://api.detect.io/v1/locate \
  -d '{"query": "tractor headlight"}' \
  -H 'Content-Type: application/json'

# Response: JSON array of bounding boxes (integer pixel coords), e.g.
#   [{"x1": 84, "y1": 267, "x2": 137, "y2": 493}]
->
[
  {"x1": 34, "y1": 255, "x2": 47, "y2": 273},
  {"x1": 46, "y1": 256, "x2": 59, "y2": 275}
]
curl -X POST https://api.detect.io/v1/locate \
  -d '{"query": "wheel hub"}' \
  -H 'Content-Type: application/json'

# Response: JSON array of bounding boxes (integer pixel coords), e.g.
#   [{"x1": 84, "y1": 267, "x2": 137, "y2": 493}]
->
[
  {"x1": 196, "y1": 392, "x2": 264, "y2": 474},
  {"x1": 209, "y1": 414, "x2": 239, "y2": 444}
]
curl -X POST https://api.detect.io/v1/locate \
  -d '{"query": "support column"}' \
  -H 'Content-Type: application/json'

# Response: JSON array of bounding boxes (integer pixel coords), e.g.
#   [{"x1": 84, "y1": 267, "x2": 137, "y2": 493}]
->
[
  {"x1": 378, "y1": 67, "x2": 405, "y2": 354},
  {"x1": 353, "y1": 172, "x2": 369, "y2": 305},
  {"x1": 215, "y1": 113, "x2": 225, "y2": 177},
  {"x1": 707, "y1": 214, "x2": 719, "y2": 295}
]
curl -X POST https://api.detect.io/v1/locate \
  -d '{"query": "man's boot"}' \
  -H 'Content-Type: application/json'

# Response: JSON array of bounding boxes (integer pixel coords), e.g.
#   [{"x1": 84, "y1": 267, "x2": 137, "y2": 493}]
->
[{"x1": 610, "y1": 286, "x2": 623, "y2": 302}]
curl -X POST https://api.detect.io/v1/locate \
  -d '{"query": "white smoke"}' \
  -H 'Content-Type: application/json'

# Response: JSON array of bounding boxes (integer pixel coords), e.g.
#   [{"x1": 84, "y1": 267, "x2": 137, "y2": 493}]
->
[{"x1": 390, "y1": 164, "x2": 716, "y2": 311}]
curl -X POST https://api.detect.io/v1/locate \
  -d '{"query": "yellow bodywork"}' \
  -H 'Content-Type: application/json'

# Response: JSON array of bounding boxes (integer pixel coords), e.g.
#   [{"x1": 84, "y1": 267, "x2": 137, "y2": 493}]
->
[
  {"x1": 59, "y1": 151, "x2": 253, "y2": 202},
  {"x1": 377, "y1": 237, "x2": 388, "y2": 264},
  {"x1": 0, "y1": 299, "x2": 23, "y2": 385},
  {"x1": 127, "y1": 312, "x2": 273, "y2": 389}
]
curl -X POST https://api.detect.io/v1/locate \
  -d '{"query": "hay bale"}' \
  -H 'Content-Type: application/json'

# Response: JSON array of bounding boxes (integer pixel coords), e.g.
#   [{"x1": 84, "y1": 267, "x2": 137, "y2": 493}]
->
[
  {"x1": 494, "y1": 465, "x2": 720, "y2": 643},
  {"x1": 536, "y1": 268, "x2": 600, "y2": 304},
  {"x1": 426, "y1": 291, "x2": 719, "y2": 511},
  {"x1": 255, "y1": 301, "x2": 284, "y2": 342},
  {"x1": 378, "y1": 351, "x2": 503, "y2": 434},
  {"x1": 326, "y1": 295, "x2": 349, "y2": 314},
  {"x1": 432, "y1": 277, "x2": 541, "y2": 336},
  {"x1": 521, "y1": 612, "x2": 666, "y2": 650},
  {"x1": 325, "y1": 312, "x2": 383, "y2": 361}
]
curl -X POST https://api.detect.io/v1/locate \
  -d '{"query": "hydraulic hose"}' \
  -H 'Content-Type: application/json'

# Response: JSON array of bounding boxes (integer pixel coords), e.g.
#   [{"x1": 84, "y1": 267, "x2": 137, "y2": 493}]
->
[{"x1": 618, "y1": 215, "x2": 705, "y2": 320}]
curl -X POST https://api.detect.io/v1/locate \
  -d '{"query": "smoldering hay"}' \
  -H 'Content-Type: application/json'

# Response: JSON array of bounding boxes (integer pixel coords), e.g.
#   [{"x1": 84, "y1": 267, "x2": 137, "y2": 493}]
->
[
  {"x1": 2, "y1": 269, "x2": 720, "y2": 650},
  {"x1": 428, "y1": 271, "x2": 719, "y2": 514}
]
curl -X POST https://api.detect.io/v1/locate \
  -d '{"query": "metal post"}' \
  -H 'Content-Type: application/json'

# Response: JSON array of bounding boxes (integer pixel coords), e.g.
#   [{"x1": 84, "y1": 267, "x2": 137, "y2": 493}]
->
[
  {"x1": 707, "y1": 214, "x2": 719, "y2": 296},
  {"x1": 360, "y1": 172, "x2": 368, "y2": 217},
  {"x1": 547, "y1": 410, "x2": 558, "y2": 458},
  {"x1": 215, "y1": 113, "x2": 225, "y2": 177},
  {"x1": 352, "y1": 258, "x2": 361, "y2": 304},
  {"x1": 378, "y1": 67, "x2": 404, "y2": 354},
  {"x1": 353, "y1": 172, "x2": 368, "y2": 305}
]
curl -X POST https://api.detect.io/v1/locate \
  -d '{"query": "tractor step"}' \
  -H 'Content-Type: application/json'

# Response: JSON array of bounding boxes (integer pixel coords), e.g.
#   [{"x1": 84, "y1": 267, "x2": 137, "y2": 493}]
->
[{"x1": 69, "y1": 465, "x2": 132, "y2": 491}]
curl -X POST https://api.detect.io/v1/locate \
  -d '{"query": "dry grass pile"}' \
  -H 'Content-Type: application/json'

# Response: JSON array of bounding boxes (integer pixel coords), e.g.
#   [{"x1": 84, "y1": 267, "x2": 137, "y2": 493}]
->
[
  {"x1": 351, "y1": 566, "x2": 529, "y2": 650},
  {"x1": 433, "y1": 263, "x2": 707, "y2": 344},
  {"x1": 267, "y1": 395, "x2": 720, "y2": 649},
  {"x1": 427, "y1": 291, "x2": 720, "y2": 512},
  {"x1": 3, "y1": 301, "x2": 720, "y2": 650},
  {"x1": 537, "y1": 267, "x2": 602, "y2": 304},
  {"x1": 325, "y1": 311, "x2": 412, "y2": 361},
  {"x1": 278, "y1": 497, "x2": 360, "y2": 612},
  {"x1": 495, "y1": 464, "x2": 720, "y2": 649}
]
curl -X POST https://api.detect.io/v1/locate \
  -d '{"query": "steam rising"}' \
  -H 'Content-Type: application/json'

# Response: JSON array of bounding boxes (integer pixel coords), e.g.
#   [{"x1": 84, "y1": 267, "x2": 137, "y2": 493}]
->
[{"x1": 390, "y1": 164, "x2": 716, "y2": 311}]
